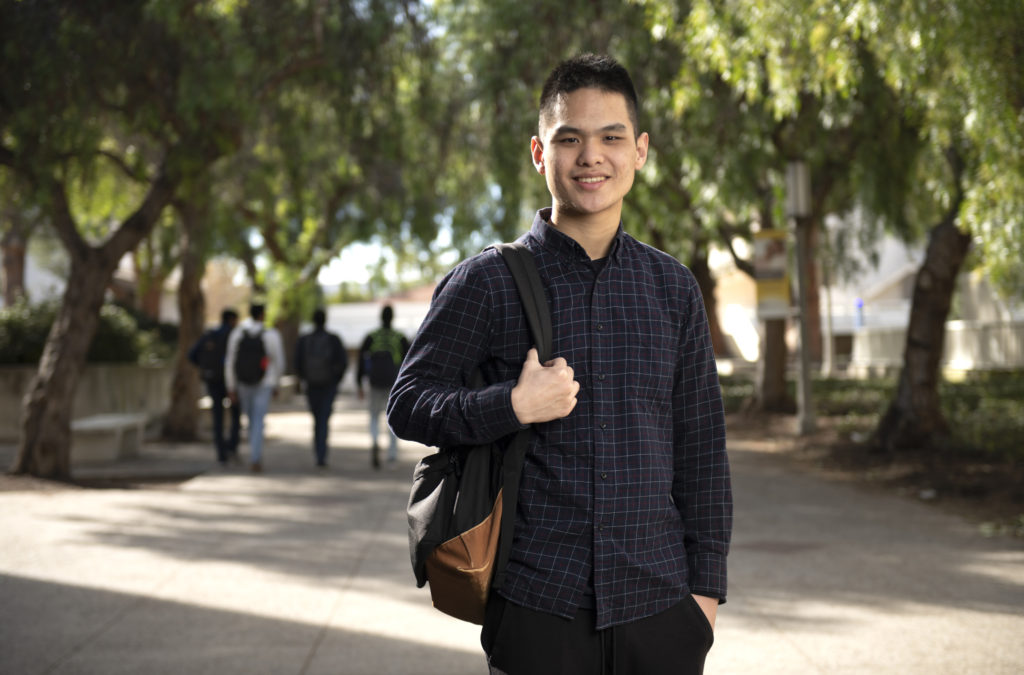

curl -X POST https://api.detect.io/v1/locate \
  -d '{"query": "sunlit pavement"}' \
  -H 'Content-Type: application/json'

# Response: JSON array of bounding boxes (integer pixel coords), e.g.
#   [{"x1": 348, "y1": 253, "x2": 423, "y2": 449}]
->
[{"x1": 1, "y1": 395, "x2": 1022, "y2": 674}]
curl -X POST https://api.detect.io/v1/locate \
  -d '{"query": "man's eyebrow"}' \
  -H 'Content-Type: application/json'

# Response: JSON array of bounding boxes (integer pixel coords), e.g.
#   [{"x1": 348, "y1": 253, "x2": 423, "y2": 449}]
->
[{"x1": 552, "y1": 123, "x2": 629, "y2": 135}]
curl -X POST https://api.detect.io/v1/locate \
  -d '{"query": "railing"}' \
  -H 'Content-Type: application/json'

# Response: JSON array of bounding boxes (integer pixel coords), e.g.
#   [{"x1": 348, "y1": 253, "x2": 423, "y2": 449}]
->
[{"x1": 850, "y1": 321, "x2": 1024, "y2": 374}]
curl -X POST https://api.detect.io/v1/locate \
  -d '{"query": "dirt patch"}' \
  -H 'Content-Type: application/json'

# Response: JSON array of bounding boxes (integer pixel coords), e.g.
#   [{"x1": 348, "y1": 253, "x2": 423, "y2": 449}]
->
[{"x1": 728, "y1": 413, "x2": 1024, "y2": 539}]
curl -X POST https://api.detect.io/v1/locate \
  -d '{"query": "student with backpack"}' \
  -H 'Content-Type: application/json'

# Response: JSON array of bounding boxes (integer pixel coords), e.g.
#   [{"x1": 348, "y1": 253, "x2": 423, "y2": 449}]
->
[
  {"x1": 225, "y1": 303, "x2": 286, "y2": 473},
  {"x1": 295, "y1": 308, "x2": 348, "y2": 470},
  {"x1": 356, "y1": 304, "x2": 409, "y2": 469},
  {"x1": 387, "y1": 55, "x2": 730, "y2": 674},
  {"x1": 188, "y1": 308, "x2": 241, "y2": 466}
]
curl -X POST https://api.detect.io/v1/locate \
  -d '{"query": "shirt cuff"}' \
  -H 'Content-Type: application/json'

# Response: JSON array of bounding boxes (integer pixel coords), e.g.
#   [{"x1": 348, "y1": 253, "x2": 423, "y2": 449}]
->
[
  {"x1": 475, "y1": 380, "x2": 529, "y2": 440},
  {"x1": 688, "y1": 552, "x2": 728, "y2": 604}
]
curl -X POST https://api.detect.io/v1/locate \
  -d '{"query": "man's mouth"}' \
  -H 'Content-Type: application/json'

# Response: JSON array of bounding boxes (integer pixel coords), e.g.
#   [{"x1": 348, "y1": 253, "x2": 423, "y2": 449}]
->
[{"x1": 575, "y1": 176, "x2": 606, "y2": 184}]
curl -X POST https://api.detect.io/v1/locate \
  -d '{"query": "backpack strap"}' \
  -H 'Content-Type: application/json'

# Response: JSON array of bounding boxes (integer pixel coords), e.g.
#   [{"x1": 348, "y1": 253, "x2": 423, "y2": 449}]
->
[{"x1": 491, "y1": 242, "x2": 551, "y2": 590}]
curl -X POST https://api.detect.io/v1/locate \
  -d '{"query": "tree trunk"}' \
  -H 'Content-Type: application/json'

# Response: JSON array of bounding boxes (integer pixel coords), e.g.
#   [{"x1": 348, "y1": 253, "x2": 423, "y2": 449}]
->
[
  {"x1": 278, "y1": 315, "x2": 300, "y2": 375},
  {"x1": 689, "y1": 244, "x2": 731, "y2": 358},
  {"x1": 804, "y1": 218, "x2": 823, "y2": 364},
  {"x1": 13, "y1": 254, "x2": 113, "y2": 477},
  {"x1": 2, "y1": 227, "x2": 27, "y2": 305},
  {"x1": 161, "y1": 204, "x2": 205, "y2": 440},
  {"x1": 12, "y1": 169, "x2": 176, "y2": 479},
  {"x1": 138, "y1": 271, "x2": 166, "y2": 321},
  {"x1": 755, "y1": 318, "x2": 793, "y2": 412},
  {"x1": 875, "y1": 219, "x2": 971, "y2": 451}
]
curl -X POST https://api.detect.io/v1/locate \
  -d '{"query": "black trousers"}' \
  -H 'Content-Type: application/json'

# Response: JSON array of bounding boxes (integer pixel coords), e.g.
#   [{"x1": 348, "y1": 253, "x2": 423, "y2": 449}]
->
[
  {"x1": 482, "y1": 594, "x2": 714, "y2": 675},
  {"x1": 205, "y1": 379, "x2": 240, "y2": 462}
]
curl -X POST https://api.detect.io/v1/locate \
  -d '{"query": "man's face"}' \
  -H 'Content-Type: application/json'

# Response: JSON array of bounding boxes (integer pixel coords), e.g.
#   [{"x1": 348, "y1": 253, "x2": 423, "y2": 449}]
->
[{"x1": 531, "y1": 87, "x2": 648, "y2": 227}]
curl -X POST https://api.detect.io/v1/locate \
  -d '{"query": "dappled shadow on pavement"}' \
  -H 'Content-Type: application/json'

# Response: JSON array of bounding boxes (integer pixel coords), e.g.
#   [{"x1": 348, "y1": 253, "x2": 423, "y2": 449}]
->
[{"x1": 0, "y1": 574, "x2": 483, "y2": 675}]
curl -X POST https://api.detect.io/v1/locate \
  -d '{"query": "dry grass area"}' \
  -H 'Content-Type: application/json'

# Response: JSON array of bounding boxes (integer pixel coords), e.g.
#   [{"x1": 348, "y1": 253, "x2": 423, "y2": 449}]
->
[{"x1": 728, "y1": 412, "x2": 1024, "y2": 539}]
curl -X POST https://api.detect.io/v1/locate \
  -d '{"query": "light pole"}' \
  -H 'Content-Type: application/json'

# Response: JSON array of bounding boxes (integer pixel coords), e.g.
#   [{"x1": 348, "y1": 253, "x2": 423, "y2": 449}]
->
[{"x1": 786, "y1": 161, "x2": 816, "y2": 435}]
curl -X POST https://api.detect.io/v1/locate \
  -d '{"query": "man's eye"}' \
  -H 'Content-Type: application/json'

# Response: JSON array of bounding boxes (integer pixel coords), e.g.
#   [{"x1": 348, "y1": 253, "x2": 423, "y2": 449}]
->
[
  {"x1": 605, "y1": 136, "x2": 622, "y2": 142},
  {"x1": 559, "y1": 137, "x2": 579, "y2": 144}
]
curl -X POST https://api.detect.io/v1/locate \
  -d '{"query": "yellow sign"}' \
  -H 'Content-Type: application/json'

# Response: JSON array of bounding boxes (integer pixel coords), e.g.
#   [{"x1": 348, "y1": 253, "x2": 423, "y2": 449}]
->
[{"x1": 754, "y1": 230, "x2": 790, "y2": 319}]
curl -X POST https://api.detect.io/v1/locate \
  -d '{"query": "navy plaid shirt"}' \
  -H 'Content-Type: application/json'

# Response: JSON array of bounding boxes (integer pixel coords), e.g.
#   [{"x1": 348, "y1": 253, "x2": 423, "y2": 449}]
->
[{"x1": 388, "y1": 209, "x2": 731, "y2": 629}]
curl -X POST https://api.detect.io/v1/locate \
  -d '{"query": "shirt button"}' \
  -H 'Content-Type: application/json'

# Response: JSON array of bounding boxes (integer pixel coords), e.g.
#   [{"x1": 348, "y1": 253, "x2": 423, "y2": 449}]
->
[
  {"x1": 597, "y1": 324, "x2": 604, "y2": 331},
  {"x1": 598, "y1": 373, "x2": 606, "y2": 381},
  {"x1": 600, "y1": 472, "x2": 608, "y2": 480},
  {"x1": 600, "y1": 423, "x2": 607, "y2": 430}
]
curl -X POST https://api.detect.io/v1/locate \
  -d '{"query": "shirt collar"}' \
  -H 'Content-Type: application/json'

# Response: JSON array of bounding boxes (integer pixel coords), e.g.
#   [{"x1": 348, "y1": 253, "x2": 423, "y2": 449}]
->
[{"x1": 529, "y1": 208, "x2": 626, "y2": 264}]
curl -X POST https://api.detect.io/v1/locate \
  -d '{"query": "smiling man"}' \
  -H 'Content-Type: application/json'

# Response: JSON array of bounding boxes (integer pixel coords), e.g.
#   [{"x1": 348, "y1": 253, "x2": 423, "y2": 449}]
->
[{"x1": 388, "y1": 54, "x2": 731, "y2": 675}]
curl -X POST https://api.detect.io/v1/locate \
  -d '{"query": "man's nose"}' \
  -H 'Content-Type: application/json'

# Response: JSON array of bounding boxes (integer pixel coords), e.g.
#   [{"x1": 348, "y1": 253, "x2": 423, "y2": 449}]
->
[{"x1": 576, "y1": 139, "x2": 604, "y2": 166}]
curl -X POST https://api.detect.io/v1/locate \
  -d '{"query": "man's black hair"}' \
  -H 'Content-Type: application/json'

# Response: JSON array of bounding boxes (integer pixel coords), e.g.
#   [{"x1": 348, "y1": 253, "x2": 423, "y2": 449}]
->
[
  {"x1": 250, "y1": 303, "x2": 265, "y2": 321},
  {"x1": 312, "y1": 308, "x2": 326, "y2": 328},
  {"x1": 381, "y1": 304, "x2": 394, "y2": 328},
  {"x1": 221, "y1": 308, "x2": 238, "y2": 324},
  {"x1": 539, "y1": 53, "x2": 641, "y2": 137}
]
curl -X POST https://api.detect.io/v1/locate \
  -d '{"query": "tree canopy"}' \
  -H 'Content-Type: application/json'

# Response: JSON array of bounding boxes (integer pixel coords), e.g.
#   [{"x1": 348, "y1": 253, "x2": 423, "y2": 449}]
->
[{"x1": 2, "y1": 0, "x2": 1022, "y2": 475}]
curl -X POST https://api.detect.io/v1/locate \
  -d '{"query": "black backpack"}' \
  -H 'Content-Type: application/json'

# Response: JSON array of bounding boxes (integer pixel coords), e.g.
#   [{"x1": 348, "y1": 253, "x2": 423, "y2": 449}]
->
[
  {"x1": 235, "y1": 329, "x2": 267, "y2": 385},
  {"x1": 366, "y1": 328, "x2": 404, "y2": 389},
  {"x1": 407, "y1": 242, "x2": 551, "y2": 624},
  {"x1": 196, "y1": 330, "x2": 227, "y2": 382},
  {"x1": 302, "y1": 332, "x2": 338, "y2": 386}
]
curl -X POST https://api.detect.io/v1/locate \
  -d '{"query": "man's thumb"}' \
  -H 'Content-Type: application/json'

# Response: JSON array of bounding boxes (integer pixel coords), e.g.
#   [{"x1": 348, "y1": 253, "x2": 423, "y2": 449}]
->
[{"x1": 524, "y1": 347, "x2": 540, "y2": 366}]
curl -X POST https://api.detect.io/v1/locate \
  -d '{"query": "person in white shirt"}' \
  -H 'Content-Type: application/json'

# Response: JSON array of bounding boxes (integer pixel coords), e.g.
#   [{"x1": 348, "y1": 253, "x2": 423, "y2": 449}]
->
[{"x1": 225, "y1": 303, "x2": 286, "y2": 473}]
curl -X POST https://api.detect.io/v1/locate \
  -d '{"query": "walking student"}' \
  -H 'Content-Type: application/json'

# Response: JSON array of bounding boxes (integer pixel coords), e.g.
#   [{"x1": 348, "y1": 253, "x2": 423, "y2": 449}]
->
[
  {"x1": 387, "y1": 54, "x2": 732, "y2": 674},
  {"x1": 225, "y1": 302, "x2": 285, "y2": 473},
  {"x1": 188, "y1": 308, "x2": 241, "y2": 466},
  {"x1": 357, "y1": 304, "x2": 409, "y2": 469},
  {"x1": 295, "y1": 308, "x2": 348, "y2": 470}
]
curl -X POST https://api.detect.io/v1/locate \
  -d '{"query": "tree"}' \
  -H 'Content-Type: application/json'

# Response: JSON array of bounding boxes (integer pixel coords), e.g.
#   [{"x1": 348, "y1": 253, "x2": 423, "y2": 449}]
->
[
  {"x1": 217, "y1": 0, "x2": 436, "y2": 368},
  {"x1": 0, "y1": 1, "x2": 256, "y2": 478},
  {"x1": 640, "y1": 0, "x2": 1023, "y2": 445},
  {"x1": 160, "y1": 197, "x2": 211, "y2": 441},
  {"x1": 865, "y1": 1, "x2": 1024, "y2": 449}
]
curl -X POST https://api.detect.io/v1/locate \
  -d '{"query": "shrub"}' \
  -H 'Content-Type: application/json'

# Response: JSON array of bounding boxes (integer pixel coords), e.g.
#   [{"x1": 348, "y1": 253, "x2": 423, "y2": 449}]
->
[{"x1": 0, "y1": 299, "x2": 172, "y2": 365}]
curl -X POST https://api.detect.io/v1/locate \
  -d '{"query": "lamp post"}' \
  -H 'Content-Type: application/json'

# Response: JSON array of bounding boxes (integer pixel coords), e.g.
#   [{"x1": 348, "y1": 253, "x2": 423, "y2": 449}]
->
[{"x1": 786, "y1": 161, "x2": 816, "y2": 435}]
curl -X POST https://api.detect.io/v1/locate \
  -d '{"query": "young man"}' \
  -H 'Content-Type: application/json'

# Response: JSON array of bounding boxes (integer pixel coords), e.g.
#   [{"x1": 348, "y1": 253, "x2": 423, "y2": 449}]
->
[
  {"x1": 188, "y1": 308, "x2": 241, "y2": 466},
  {"x1": 225, "y1": 303, "x2": 286, "y2": 473},
  {"x1": 388, "y1": 54, "x2": 731, "y2": 674},
  {"x1": 295, "y1": 308, "x2": 348, "y2": 470},
  {"x1": 357, "y1": 304, "x2": 409, "y2": 469}
]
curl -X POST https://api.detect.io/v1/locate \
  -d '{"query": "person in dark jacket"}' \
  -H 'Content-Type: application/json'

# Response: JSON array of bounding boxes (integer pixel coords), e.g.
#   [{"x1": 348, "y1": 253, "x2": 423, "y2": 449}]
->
[
  {"x1": 188, "y1": 308, "x2": 240, "y2": 465},
  {"x1": 295, "y1": 308, "x2": 348, "y2": 470}
]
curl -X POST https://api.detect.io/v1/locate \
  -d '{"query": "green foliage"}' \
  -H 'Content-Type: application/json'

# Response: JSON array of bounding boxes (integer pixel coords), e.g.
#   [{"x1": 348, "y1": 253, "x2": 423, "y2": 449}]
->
[
  {"x1": 723, "y1": 370, "x2": 1024, "y2": 461},
  {"x1": 719, "y1": 374, "x2": 755, "y2": 414},
  {"x1": 0, "y1": 300, "x2": 172, "y2": 365}
]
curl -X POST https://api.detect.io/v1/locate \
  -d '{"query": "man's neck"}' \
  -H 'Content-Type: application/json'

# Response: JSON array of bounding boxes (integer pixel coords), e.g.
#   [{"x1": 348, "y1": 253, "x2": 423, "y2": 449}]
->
[{"x1": 548, "y1": 209, "x2": 620, "y2": 260}]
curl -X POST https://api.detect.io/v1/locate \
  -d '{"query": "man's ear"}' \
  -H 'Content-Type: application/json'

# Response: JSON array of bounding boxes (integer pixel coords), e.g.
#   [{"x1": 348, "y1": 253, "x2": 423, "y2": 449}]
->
[
  {"x1": 635, "y1": 132, "x2": 650, "y2": 170},
  {"x1": 531, "y1": 136, "x2": 545, "y2": 174}
]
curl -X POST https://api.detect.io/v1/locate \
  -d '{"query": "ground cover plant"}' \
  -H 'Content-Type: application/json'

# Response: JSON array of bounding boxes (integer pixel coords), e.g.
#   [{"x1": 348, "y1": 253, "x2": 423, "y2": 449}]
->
[{"x1": 721, "y1": 370, "x2": 1024, "y2": 537}]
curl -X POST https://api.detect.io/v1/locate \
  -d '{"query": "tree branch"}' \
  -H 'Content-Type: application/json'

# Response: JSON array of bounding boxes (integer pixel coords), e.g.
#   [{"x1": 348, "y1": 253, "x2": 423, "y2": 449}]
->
[
  {"x1": 101, "y1": 163, "x2": 178, "y2": 266},
  {"x1": 257, "y1": 55, "x2": 328, "y2": 100}
]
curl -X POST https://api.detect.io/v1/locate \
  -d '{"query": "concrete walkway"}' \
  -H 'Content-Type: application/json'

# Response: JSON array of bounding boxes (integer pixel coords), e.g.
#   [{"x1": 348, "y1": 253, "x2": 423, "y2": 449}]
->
[{"x1": 1, "y1": 396, "x2": 1022, "y2": 674}]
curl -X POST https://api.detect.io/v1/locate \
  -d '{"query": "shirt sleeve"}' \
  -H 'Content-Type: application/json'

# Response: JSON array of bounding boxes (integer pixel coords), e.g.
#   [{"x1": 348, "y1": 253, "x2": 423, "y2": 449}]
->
[
  {"x1": 187, "y1": 332, "x2": 204, "y2": 366},
  {"x1": 671, "y1": 276, "x2": 732, "y2": 603},
  {"x1": 386, "y1": 259, "x2": 525, "y2": 448},
  {"x1": 224, "y1": 327, "x2": 241, "y2": 391},
  {"x1": 335, "y1": 335, "x2": 348, "y2": 380}
]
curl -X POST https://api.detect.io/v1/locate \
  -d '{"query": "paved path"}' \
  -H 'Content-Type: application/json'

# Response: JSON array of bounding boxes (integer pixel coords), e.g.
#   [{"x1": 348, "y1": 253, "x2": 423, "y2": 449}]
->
[{"x1": 1, "y1": 397, "x2": 1022, "y2": 674}]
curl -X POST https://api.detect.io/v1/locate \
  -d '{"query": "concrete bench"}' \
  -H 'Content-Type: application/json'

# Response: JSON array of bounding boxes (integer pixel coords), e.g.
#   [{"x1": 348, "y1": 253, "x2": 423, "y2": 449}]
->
[{"x1": 71, "y1": 413, "x2": 148, "y2": 464}]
